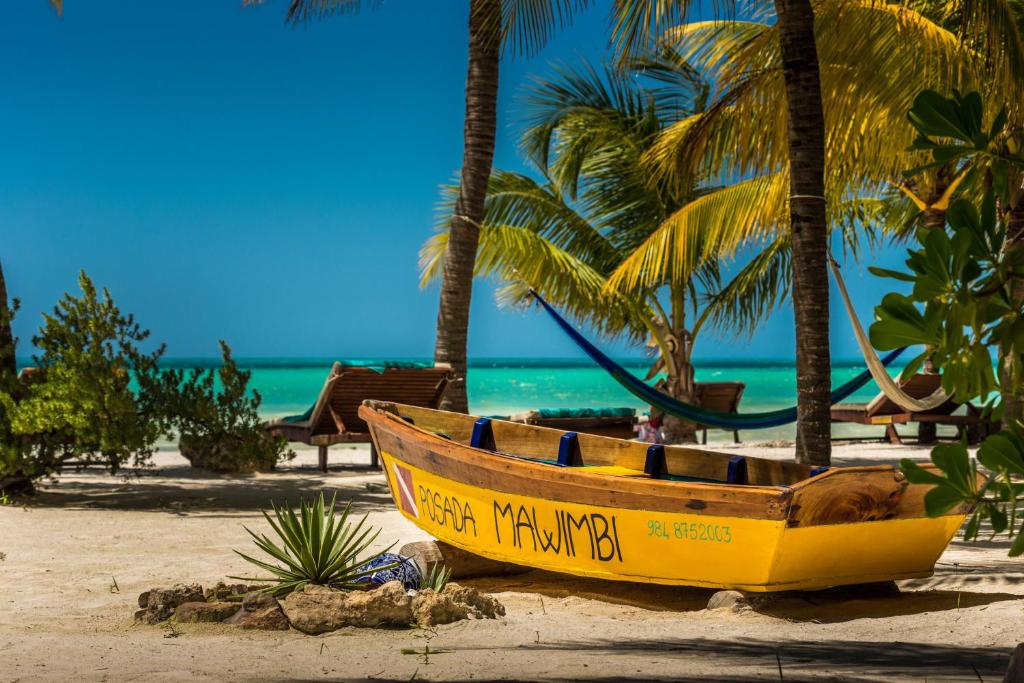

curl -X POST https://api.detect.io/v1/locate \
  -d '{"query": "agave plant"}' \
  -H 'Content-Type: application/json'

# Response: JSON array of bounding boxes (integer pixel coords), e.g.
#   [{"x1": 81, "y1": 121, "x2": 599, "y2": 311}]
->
[
  {"x1": 418, "y1": 563, "x2": 453, "y2": 592},
  {"x1": 232, "y1": 492, "x2": 395, "y2": 597}
]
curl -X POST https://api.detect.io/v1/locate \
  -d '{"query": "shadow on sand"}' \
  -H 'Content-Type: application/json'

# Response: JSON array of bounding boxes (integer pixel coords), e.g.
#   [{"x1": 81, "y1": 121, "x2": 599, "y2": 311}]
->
[
  {"x1": 275, "y1": 639, "x2": 1015, "y2": 682},
  {"x1": 22, "y1": 461, "x2": 393, "y2": 514},
  {"x1": 466, "y1": 569, "x2": 1021, "y2": 622}
]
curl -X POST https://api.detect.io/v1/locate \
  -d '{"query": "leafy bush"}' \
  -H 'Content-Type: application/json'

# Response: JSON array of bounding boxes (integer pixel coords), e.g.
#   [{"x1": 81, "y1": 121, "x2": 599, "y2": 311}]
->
[
  {"x1": 870, "y1": 90, "x2": 1024, "y2": 556},
  {"x1": 173, "y1": 342, "x2": 293, "y2": 473},
  {"x1": 0, "y1": 272, "x2": 177, "y2": 493},
  {"x1": 232, "y1": 492, "x2": 395, "y2": 597}
]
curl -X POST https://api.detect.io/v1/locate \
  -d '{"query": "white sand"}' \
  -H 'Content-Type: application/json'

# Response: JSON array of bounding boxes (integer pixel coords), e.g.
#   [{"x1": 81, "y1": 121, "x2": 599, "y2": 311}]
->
[{"x1": 1, "y1": 443, "x2": 1021, "y2": 682}]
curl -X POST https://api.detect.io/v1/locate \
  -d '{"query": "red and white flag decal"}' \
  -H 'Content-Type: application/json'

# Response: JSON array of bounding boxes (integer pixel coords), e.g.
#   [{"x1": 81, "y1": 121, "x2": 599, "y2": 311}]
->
[{"x1": 392, "y1": 463, "x2": 418, "y2": 518}]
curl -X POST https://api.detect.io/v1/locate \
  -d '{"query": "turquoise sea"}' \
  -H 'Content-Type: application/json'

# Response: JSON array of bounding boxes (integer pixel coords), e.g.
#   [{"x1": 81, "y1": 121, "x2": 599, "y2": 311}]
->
[{"x1": 154, "y1": 357, "x2": 914, "y2": 443}]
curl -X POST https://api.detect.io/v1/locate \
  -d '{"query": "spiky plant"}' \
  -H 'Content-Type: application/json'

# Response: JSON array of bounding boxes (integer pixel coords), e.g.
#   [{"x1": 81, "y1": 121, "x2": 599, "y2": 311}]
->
[
  {"x1": 418, "y1": 563, "x2": 453, "y2": 592},
  {"x1": 232, "y1": 492, "x2": 395, "y2": 597}
]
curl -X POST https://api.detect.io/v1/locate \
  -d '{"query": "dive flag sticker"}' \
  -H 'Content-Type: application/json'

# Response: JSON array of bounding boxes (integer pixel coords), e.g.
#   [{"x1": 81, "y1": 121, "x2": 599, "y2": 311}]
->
[{"x1": 392, "y1": 463, "x2": 418, "y2": 518}]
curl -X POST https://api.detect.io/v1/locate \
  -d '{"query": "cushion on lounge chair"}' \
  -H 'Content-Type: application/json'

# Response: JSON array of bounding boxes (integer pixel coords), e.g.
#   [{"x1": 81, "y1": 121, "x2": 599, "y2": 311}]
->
[
  {"x1": 336, "y1": 359, "x2": 433, "y2": 373},
  {"x1": 533, "y1": 407, "x2": 637, "y2": 419}
]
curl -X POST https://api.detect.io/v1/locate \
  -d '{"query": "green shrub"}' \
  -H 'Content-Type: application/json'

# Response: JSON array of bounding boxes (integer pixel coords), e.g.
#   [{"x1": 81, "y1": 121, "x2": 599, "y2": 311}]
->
[
  {"x1": 173, "y1": 342, "x2": 293, "y2": 473},
  {"x1": 0, "y1": 272, "x2": 177, "y2": 493},
  {"x1": 870, "y1": 90, "x2": 1024, "y2": 556}
]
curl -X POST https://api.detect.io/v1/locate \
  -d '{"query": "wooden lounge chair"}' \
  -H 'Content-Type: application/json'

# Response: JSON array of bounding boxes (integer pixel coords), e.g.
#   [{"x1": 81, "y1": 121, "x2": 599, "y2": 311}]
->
[
  {"x1": 508, "y1": 407, "x2": 638, "y2": 439},
  {"x1": 265, "y1": 361, "x2": 452, "y2": 471},
  {"x1": 830, "y1": 373, "x2": 991, "y2": 444},
  {"x1": 694, "y1": 381, "x2": 746, "y2": 444}
]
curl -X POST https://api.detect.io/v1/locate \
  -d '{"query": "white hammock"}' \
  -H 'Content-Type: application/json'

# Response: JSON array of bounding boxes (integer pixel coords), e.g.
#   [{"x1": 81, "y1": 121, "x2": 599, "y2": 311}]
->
[{"x1": 829, "y1": 259, "x2": 950, "y2": 412}]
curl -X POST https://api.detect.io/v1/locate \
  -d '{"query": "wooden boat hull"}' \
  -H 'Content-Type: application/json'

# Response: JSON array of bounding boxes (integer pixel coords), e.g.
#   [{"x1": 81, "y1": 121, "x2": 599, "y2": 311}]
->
[{"x1": 361, "y1": 403, "x2": 968, "y2": 592}]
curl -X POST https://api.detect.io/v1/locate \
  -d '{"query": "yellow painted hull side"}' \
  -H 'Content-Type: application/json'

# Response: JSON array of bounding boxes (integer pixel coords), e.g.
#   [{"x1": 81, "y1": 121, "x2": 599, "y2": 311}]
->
[{"x1": 381, "y1": 450, "x2": 964, "y2": 592}]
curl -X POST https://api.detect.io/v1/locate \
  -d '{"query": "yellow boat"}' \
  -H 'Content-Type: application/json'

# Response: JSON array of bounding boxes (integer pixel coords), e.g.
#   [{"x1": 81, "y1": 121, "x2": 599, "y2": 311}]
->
[{"x1": 359, "y1": 401, "x2": 971, "y2": 592}]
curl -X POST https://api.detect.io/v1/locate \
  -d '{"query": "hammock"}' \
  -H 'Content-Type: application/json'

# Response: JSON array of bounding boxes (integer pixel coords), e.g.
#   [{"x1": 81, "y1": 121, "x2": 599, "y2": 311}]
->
[
  {"x1": 829, "y1": 259, "x2": 949, "y2": 412},
  {"x1": 530, "y1": 291, "x2": 905, "y2": 430}
]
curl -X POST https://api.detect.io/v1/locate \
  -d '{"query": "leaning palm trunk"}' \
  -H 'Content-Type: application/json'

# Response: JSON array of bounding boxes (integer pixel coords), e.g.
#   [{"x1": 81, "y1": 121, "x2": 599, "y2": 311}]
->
[
  {"x1": 774, "y1": 0, "x2": 832, "y2": 465},
  {"x1": 659, "y1": 330, "x2": 698, "y2": 444},
  {"x1": 0, "y1": 261, "x2": 16, "y2": 380},
  {"x1": 434, "y1": 0, "x2": 500, "y2": 413}
]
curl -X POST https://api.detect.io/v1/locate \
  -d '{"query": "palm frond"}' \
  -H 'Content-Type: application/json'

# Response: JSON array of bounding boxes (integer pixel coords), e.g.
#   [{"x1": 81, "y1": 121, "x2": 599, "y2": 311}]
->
[
  {"x1": 494, "y1": 0, "x2": 592, "y2": 57},
  {"x1": 604, "y1": 173, "x2": 790, "y2": 296},
  {"x1": 700, "y1": 236, "x2": 791, "y2": 337},
  {"x1": 242, "y1": 0, "x2": 366, "y2": 24}
]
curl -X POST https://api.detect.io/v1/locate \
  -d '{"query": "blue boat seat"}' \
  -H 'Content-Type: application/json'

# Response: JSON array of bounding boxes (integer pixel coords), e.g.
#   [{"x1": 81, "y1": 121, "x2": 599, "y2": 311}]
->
[
  {"x1": 726, "y1": 455, "x2": 748, "y2": 485},
  {"x1": 644, "y1": 444, "x2": 666, "y2": 479}
]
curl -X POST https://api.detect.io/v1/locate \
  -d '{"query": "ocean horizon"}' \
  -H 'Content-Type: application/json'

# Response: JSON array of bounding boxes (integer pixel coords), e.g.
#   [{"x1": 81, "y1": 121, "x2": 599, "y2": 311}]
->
[{"x1": 17, "y1": 356, "x2": 921, "y2": 443}]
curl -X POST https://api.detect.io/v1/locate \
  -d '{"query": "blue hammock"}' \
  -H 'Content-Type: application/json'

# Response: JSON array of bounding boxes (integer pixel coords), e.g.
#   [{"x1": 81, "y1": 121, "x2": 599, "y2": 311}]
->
[{"x1": 530, "y1": 291, "x2": 905, "y2": 430}]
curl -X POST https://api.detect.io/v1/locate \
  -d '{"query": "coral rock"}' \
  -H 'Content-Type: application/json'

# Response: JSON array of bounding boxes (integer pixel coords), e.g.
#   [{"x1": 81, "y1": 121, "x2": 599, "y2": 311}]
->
[
  {"x1": 204, "y1": 582, "x2": 251, "y2": 602},
  {"x1": 136, "y1": 583, "x2": 205, "y2": 624},
  {"x1": 442, "y1": 583, "x2": 505, "y2": 619},
  {"x1": 340, "y1": 581, "x2": 413, "y2": 629},
  {"x1": 280, "y1": 581, "x2": 413, "y2": 634},
  {"x1": 412, "y1": 589, "x2": 468, "y2": 627},
  {"x1": 174, "y1": 602, "x2": 241, "y2": 623},
  {"x1": 279, "y1": 585, "x2": 350, "y2": 635}
]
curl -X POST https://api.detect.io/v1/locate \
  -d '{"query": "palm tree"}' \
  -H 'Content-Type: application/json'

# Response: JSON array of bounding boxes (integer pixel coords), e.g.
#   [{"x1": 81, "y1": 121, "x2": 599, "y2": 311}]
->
[
  {"x1": 606, "y1": 3, "x2": 830, "y2": 463},
  {"x1": 421, "y1": 61, "x2": 838, "y2": 443},
  {"x1": 604, "y1": 0, "x2": 1019, "y2": 463},
  {"x1": 250, "y1": 0, "x2": 597, "y2": 413}
]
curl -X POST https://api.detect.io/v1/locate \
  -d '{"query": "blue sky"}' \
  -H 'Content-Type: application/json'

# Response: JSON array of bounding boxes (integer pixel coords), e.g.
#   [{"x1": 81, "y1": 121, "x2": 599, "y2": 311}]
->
[{"x1": 1, "y1": 0, "x2": 908, "y2": 361}]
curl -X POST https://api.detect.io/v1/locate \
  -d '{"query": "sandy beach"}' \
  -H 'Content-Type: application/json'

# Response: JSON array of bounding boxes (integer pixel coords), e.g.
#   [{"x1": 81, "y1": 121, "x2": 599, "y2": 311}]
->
[{"x1": 1, "y1": 443, "x2": 1020, "y2": 683}]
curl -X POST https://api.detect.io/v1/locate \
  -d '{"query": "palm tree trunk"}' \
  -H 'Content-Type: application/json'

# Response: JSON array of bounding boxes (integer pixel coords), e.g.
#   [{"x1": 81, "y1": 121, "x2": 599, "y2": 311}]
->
[
  {"x1": 433, "y1": 0, "x2": 500, "y2": 413},
  {"x1": 1000, "y1": 198, "x2": 1024, "y2": 427},
  {"x1": 660, "y1": 329, "x2": 698, "y2": 444},
  {"x1": 0, "y1": 260, "x2": 16, "y2": 380},
  {"x1": 774, "y1": 0, "x2": 831, "y2": 465}
]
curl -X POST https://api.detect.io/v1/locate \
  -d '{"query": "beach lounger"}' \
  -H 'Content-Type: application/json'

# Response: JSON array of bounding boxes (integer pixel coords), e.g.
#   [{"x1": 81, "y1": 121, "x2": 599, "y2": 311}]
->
[
  {"x1": 692, "y1": 381, "x2": 746, "y2": 444},
  {"x1": 508, "y1": 407, "x2": 637, "y2": 439},
  {"x1": 265, "y1": 361, "x2": 452, "y2": 471},
  {"x1": 830, "y1": 373, "x2": 991, "y2": 444}
]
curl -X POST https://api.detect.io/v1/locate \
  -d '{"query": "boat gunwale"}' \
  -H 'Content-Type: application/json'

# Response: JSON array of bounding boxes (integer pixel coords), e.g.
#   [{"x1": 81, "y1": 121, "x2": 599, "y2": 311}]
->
[{"x1": 361, "y1": 401, "x2": 928, "y2": 489}]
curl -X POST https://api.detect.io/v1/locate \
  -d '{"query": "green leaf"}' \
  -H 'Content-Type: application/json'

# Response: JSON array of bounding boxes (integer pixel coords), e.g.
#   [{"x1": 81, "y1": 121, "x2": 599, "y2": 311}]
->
[
  {"x1": 924, "y1": 485, "x2": 968, "y2": 516},
  {"x1": 868, "y1": 266, "x2": 916, "y2": 283},
  {"x1": 1010, "y1": 531, "x2": 1024, "y2": 558},
  {"x1": 977, "y1": 433, "x2": 1024, "y2": 475},
  {"x1": 930, "y1": 443, "x2": 974, "y2": 494},
  {"x1": 900, "y1": 458, "x2": 947, "y2": 486},
  {"x1": 989, "y1": 506, "x2": 1008, "y2": 534}
]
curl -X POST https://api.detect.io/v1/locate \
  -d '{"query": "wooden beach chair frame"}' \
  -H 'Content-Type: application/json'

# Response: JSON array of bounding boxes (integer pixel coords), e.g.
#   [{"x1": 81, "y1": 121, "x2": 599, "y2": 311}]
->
[
  {"x1": 265, "y1": 362, "x2": 452, "y2": 471},
  {"x1": 693, "y1": 381, "x2": 746, "y2": 444},
  {"x1": 830, "y1": 373, "x2": 992, "y2": 444}
]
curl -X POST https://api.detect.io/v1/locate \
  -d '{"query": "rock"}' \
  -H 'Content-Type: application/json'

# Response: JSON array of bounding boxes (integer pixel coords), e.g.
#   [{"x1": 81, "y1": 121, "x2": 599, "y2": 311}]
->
[
  {"x1": 707, "y1": 590, "x2": 750, "y2": 611},
  {"x1": 223, "y1": 591, "x2": 290, "y2": 630},
  {"x1": 241, "y1": 591, "x2": 278, "y2": 612},
  {"x1": 280, "y1": 581, "x2": 414, "y2": 634},
  {"x1": 442, "y1": 583, "x2": 505, "y2": 619},
  {"x1": 412, "y1": 589, "x2": 468, "y2": 627},
  {"x1": 136, "y1": 583, "x2": 205, "y2": 624},
  {"x1": 279, "y1": 585, "x2": 350, "y2": 635},
  {"x1": 234, "y1": 606, "x2": 290, "y2": 630},
  {"x1": 174, "y1": 602, "x2": 241, "y2": 623},
  {"x1": 204, "y1": 582, "x2": 251, "y2": 602},
  {"x1": 342, "y1": 581, "x2": 413, "y2": 628}
]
